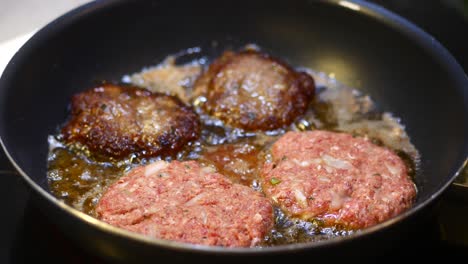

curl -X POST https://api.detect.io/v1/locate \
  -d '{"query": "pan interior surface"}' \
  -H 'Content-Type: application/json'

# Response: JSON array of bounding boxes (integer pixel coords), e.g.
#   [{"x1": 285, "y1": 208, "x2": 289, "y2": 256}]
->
[{"x1": 0, "y1": 0, "x2": 466, "y2": 256}]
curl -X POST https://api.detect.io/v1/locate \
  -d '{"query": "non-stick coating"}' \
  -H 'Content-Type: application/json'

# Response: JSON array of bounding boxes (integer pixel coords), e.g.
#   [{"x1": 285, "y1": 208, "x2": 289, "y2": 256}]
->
[{"x1": 0, "y1": 0, "x2": 467, "y2": 262}]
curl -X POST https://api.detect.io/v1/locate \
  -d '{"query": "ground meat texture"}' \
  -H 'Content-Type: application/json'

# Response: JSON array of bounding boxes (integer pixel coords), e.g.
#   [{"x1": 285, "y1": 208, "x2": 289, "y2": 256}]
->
[
  {"x1": 96, "y1": 160, "x2": 274, "y2": 247},
  {"x1": 193, "y1": 50, "x2": 315, "y2": 131},
  {"x1": 61, "y1": 84, "x2": 200, "y2": 159},
  {"x1": 261, "y1": 130, "x2": 416, "y2": 229}
]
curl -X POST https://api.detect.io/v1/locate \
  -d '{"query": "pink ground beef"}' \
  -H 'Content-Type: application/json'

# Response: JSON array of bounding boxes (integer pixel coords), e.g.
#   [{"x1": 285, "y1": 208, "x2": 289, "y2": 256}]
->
[
  {"x1": 261, "y1": 130, "x2": 416, "y2": 229},
  {"x1": 97, "y1": 160, "x2": 273, "y2": 247}
]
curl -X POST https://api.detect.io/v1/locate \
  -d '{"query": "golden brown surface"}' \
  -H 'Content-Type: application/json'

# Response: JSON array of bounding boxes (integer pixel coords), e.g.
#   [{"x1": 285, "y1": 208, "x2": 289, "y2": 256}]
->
[
  {"x1": 49, "y1": 48, "x2": 420, "y2": 246},
  {"x1": 61, "y1": 84, "x2": 200, "y2": 159},
  {"x1": 193, "y1": 50, "x2": 315, "y2": 131}
]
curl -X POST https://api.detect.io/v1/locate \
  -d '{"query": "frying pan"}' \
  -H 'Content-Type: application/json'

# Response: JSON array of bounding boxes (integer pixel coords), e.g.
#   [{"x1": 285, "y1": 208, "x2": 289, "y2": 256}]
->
[{"x1": 0, "y1": 0, "x2": 467, "y2": 262}]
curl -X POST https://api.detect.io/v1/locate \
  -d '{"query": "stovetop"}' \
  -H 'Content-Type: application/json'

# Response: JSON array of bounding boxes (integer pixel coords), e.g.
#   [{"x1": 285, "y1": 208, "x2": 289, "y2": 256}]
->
[{"x1": 0, "y1": 1, "x2": 467, "y2": 263}]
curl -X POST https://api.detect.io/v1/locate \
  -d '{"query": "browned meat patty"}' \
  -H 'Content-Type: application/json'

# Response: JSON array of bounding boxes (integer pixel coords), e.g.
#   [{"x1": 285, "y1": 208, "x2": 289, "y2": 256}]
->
[
  {"x1": 96, "y1": 160, "x2": 274, "y2": 247},
  {"x1": 260, "y1": 130, "x2": 416, "y2": 229},
  {"x1": 61, "y1": 84, "x2": 200, "y2": 159},
  {"x1": 193, "y1": 50, "x2": 315, "y2": 131}
]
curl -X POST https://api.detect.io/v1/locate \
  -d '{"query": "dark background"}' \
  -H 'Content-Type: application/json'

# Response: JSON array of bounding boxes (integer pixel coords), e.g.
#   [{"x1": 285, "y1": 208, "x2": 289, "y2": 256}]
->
[{"x1": 0, "y1": 0, "x2": 467, "y2": 262}]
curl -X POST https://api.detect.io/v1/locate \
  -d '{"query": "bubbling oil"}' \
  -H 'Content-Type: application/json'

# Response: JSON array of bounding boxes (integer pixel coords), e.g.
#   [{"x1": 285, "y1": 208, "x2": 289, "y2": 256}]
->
[{"x1": 47, "y1": 48, "x2": 419, "y2": 246}]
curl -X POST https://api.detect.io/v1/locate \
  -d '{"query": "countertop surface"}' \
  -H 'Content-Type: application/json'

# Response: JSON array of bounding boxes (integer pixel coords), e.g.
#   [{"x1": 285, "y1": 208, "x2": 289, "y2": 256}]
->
[{"x1": 0, "y1": 0, "x2": 467, "y2": 262}]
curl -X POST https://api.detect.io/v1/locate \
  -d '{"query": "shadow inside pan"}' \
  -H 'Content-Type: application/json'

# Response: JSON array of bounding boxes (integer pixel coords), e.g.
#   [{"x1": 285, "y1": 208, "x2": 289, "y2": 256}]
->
[{"x1": 0, "y1": 0, "x2": 466, "y2": 261}]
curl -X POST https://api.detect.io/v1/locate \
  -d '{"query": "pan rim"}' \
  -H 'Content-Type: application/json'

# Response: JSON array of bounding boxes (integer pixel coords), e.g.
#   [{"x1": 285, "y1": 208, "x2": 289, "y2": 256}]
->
[{"x1": 0, "y1": 0, "x2": 467, "y2": 255}]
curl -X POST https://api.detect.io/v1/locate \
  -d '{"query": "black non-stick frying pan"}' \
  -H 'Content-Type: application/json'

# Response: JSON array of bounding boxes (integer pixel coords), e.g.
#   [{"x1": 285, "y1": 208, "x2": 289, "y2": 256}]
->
[{"x1": 0, "y1": 0, "x2": 467, "y2": 263}]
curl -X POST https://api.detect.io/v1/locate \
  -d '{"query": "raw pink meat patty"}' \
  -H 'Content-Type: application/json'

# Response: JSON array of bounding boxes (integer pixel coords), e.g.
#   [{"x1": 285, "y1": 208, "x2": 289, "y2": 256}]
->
[
  {"x1": 97, "y1": 160, "x2": 273, "y2": 247},
  {"x1": 261, "y1": 130, "x2": 416, "y2": 229}
]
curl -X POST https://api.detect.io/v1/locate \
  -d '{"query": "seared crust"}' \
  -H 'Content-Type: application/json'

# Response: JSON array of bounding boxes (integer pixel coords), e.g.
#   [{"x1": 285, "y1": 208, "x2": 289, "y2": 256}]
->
[
  {"x1": 62, "y1": 84, "x2": 200, "y2": 159},
  {"x1": 193, "y1": 50, "x2": 315, "y2": 131}
]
